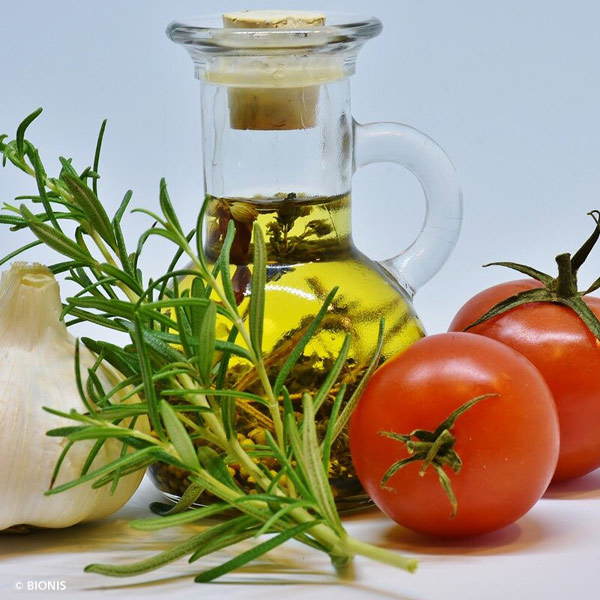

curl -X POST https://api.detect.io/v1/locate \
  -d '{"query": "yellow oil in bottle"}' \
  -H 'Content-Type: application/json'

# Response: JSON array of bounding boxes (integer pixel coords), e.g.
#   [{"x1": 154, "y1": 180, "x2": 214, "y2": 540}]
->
[{"x1": 149, "y1": 193, "x2": 425, "y2": 510}]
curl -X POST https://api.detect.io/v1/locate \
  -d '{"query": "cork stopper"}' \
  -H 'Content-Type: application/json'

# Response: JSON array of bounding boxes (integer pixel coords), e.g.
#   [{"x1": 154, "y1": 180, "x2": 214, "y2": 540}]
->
[
  {"x1": 219, "y1": 10, "x2": 329, "y2": 131},
  {"x1": 223, "y1": 10, "x2": 326, "y2": 29}
]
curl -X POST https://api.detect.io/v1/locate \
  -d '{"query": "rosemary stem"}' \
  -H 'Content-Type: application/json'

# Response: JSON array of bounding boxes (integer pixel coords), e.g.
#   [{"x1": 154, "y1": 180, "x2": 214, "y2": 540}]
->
[
  {"x1": 230, "y1": 438, "x2": 275, "y2": 489},
  {"x1": 196, "y1": 467, "x2": 345, "y2": 554},
  {"x1": 92, "y1": 411, "x2": 349, "y2": 561},
  {"x1": 104, "y1": 422, "x2": 165, "y2": 448},
  {"x1": 178, "y1": 236, "x2": 286, "y2": 449},
  {"x1": 232, "y1": 313, "x2": 286, "y2": 448},
  {"x1": 173, "y1": 349, "x2": 282, "y2": 494},
  {"x1": 175, "y1": 374, "x2": 279, "y2": 490},
  {"x1": 178, "y1": 373, "x2": 228, "y2": 442},
  {"x1": 20, "y1": 162, "x2": 36, "y2": 179},
  {"x1": 90, "y1": 230, "x2": 116, "y2": 265},
  {"x1": 90, "y1": 232, "x2": 139, "y2": 303},
  {"x1": 343, "y1": 537, "x2": 418, "y2": 573},
  {"x1": 20, "y1": 156, "x2": 140, "y2": 304},
  {"x1": 176, "y1": 413, "x2": 226, "y2": 451},
  {"x1": 166, "y1": 386, "x2": 343, "y2": 551}
]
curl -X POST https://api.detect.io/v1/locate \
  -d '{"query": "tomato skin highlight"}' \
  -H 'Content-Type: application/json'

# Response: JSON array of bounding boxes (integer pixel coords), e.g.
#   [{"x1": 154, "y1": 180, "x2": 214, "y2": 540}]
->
[
  {"x1": 449, "y1": 279, "x2": 600, "y2": 482},
  {"x1": 349, "y1": 333, "x2": 559, "y2": 538}
]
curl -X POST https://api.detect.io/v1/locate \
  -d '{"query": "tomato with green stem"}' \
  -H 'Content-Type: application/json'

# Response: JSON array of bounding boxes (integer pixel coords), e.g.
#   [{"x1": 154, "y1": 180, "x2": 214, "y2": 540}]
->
[
  {"x1": 450, "y1": 211, "x2": 600, "y2": 482},
  {"x1": 350, "y1": 333, "x2": 559, "y2": 538}
]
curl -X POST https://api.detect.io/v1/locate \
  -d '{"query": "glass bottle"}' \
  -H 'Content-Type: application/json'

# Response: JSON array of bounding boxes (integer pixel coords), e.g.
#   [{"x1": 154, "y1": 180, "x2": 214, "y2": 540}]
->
[{"x1": 148, "y1": 12, "x2": 462, "y2": 511}]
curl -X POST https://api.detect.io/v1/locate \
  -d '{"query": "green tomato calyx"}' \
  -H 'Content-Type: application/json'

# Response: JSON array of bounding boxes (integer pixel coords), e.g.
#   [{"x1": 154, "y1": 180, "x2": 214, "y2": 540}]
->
[
  {"x1": 378, "y1": 393, "x2": 498, "y2": 519},
  {"x1": 465, "y1": 210, "x2": 600, "y2": 340}
]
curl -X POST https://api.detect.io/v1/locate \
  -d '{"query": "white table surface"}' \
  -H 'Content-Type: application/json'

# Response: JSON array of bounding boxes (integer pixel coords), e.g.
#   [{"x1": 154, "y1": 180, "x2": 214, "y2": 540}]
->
[{"x1": 1, "y1": 471, "x2": 599, "y2": 599}]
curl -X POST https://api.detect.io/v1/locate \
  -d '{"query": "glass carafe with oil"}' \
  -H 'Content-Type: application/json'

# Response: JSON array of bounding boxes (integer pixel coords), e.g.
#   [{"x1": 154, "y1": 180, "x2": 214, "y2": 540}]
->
[{"x1": 149, "y1": 11, "x2": 463, "y2": 510}]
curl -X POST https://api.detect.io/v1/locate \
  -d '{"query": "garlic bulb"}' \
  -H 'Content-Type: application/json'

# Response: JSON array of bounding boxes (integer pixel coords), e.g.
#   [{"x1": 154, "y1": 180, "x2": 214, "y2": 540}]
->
[{"x1": 0, "y1": 263, "x2": 147, "y2": 530}]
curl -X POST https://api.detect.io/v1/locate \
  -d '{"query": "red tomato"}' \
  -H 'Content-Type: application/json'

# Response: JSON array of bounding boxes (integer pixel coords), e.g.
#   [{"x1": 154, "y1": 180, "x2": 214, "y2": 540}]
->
[
  {"x1": 350, "y1": 333, "x2": 559, "y2": 538},
  {"x1": 449, "y1": 279, "x2": 600, "y2": 482}
]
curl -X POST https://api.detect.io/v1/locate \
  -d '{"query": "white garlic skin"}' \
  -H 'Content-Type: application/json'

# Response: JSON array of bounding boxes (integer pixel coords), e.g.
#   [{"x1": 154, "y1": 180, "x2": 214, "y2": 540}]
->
[{"x1": 0, "y1": 263, "x2": 147, "y2": 530}]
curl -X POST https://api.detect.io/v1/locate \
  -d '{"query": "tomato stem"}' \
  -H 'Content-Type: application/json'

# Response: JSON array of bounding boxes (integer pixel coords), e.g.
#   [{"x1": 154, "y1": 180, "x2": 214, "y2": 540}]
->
[
  {"x1": 465, "y1": 211, "x2": 600, "y2": 341},
  {"x1": 554, "y1": 253, "x2": 577, "y2": 297},
  {"x1": 420, "y1": 429, "x2": 454, "y2": 475},
  {"x1": 570, "y1": 210, "x2": 600, "y2": 271},
  {"x1": 379, "y1": 394, "x2": 498, "y2": 519}
]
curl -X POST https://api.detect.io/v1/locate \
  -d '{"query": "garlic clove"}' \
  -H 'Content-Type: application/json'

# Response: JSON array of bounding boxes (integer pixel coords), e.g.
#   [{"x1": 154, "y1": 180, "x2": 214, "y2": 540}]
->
[{"x1": 0, "y1": 263, "x2": 148, "y2": 530}]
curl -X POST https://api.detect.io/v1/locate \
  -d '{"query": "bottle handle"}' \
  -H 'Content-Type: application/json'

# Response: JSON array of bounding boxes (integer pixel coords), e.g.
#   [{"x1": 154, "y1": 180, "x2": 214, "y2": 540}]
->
[{"x1": 353, "y1": 120, "x2": 463, "y2": 297}]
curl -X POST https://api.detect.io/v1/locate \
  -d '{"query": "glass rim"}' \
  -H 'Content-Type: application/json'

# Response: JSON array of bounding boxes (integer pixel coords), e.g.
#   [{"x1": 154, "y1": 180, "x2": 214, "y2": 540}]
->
[{"x1": 166, "y1": 13, "x2": 382, "y2": 51}]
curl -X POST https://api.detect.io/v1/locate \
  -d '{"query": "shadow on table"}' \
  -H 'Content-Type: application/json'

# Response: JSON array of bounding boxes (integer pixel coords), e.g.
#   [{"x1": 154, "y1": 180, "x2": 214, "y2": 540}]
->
[
  {"x1": 0, "y1": 499, "x2": 419, "y2": 600},
  {"x1": 83, "y1": 559, "x2": 421, "y2": 600},
  {"x1": 378, "y1": 514, "x2": 554, "y2": 558},
  {"x1": 543, "y1": 469, "x2": 600, "y2": 499},
  {"x1": 0, "y1": 496, "x2": 175, "y2": 559},
  {"x1": 0, "y1": 518, "x2": 170, "y2": 558}
]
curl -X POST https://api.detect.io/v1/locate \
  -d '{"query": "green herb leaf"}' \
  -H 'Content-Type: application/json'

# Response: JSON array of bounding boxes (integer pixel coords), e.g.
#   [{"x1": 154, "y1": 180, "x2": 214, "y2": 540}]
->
[
  {"x1": 99, "y1": 263, "x2": 143, "y2": 295},
  {"x1": 249, "y1": 222, "x2": 267, "y2": 356},
  {"x1": 15, "y1": 107, "x2": 42, "y2": 157},
  {"x1": 46, "y1": 446, "x2": 160, "y2": 495},
  {"x1": 197, "y1": 301, "x2": 217, "y2": 385},
  {"x1": 197, "y1": 446, "x2": 240, "y2": 491},
  {"x1": 132, "y1": 313, "x2": 165, "y2": 440},
  {"x1": 332, "y1": 318, "x2": 385, "y2": 442},
  {"x1": 142, "y1": 502, "x2": 232, "y2": 530},
  {"x1": 85, "y1": 520, "x2": 247, "y2": 577},
  {"x1": 218, "y1": 220, "x2": 238, "y2": 310},
  {"x1": 29, "y1": 147, "x2": 63, "y2": 231},
  {"x1": 0, "y1": 240, "x2": 43, "y2": 268},
  {"x1": 19, "y1": 205, "x2": 93, "y2": 263},
  {"x1": 148, "y1": 482, "x2": 205, "y2": 516},
  {"x1": 321, "y1": 384, "x2": 346, "y2": 471},
  {"x1": 62, "y1": 173, "x2": 116, "y2": 248},
  {"x1": 92, "y1": 119, "x2": 107, "y2": 197},
  {"x1": 274, "y1": 286, "x2": 338, "y2": 397},
  {"x1": 159, "y1": 178, "x2": 184, "y2": 236},
  {"x1": 160, "y1": 401, "x2": 201, "y2": 471},
  {"x1": 302, "y1": 394, "x2": 341, "y2": 531},
  {"x1": 194, "y1": 520, "x2": 321, "y2": 583},
  {"x1": 313, "y1": 333, "x2": 350, "y2": 413},
  {"x1": 188, "y1": 527, "x2": 259, "y2": 564}
]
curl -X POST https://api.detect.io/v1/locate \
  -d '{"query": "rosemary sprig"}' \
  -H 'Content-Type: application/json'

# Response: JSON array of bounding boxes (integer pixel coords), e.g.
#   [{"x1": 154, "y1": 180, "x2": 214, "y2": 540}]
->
[{"x1": 0, "y1": 110, "x2": 418, "y2": 582}]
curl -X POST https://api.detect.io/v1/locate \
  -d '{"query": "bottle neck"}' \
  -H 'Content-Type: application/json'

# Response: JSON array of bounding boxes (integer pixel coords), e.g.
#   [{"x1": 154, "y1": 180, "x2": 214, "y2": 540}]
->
[{"x1": 200, "y1": 78, "x2": 353, "y2": 199}]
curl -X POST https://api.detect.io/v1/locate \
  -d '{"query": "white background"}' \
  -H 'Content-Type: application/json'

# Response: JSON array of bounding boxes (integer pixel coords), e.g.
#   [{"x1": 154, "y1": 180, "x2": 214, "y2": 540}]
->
[
  {"x1": 3, "y1": 0, "x2": 600, "y2": 334},
  {"x1": 1, "y1": 1, "x2": 600, "y2": 599}
]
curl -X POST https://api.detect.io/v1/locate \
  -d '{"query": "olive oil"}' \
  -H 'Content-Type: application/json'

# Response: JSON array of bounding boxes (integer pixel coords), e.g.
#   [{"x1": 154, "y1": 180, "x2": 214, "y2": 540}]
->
[{"x1": 149, "y1": 193, "x2": 425, "y2": 509}]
